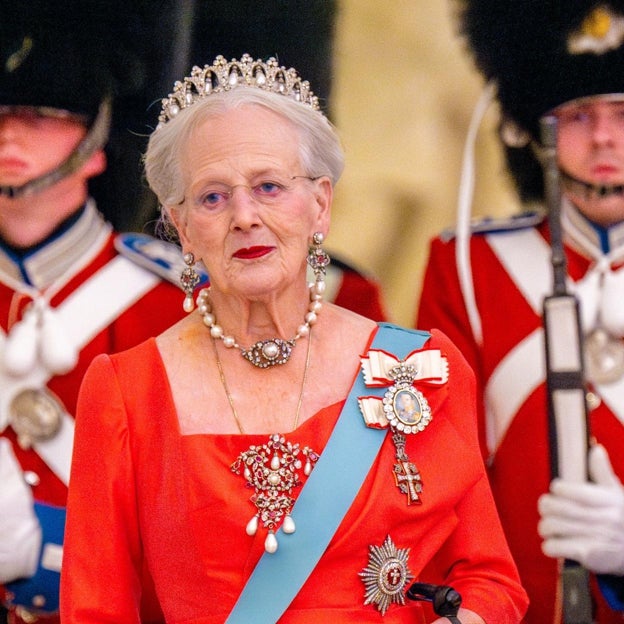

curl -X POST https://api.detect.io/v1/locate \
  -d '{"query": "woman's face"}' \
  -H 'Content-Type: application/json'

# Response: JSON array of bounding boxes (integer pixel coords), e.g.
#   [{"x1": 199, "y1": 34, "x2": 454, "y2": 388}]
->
[{"x1": 171, "y1": 105, "x2": 332, "y2": 299}]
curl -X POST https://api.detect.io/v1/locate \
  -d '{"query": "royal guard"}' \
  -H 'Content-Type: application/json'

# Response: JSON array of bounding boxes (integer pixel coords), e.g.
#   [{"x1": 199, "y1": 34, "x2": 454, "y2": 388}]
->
[
  {"x1": 0, "y1": 5, "x2": 193, "y2": 623},
  {"x1": 417, "y1": 1, "x2": 624, "y2": 621}
]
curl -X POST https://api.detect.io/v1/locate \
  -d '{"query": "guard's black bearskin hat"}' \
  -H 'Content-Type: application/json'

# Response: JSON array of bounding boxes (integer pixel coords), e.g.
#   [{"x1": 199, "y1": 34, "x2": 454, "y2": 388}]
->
[
  {"x1": 457, "y1": 0, "x2": 624, "y2": 201},
  {"x1": 0, "y1": 2, "x2": 115, "y2": 120},
  {"x1": 0, "y1": 1, "x2": 157, "y2": 214}
]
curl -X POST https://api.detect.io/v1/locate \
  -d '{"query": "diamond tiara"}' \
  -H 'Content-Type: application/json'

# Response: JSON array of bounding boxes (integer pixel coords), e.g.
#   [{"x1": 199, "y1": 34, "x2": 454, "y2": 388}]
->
[{"x1": 157, "y1": 53, "x2": 321, "y2": 128}]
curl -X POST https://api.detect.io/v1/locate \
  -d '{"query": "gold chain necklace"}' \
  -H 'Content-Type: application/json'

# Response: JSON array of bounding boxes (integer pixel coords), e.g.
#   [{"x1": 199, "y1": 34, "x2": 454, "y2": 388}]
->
[{"x1": 212, "y1": 328, "x2": 313, "y2": 434}]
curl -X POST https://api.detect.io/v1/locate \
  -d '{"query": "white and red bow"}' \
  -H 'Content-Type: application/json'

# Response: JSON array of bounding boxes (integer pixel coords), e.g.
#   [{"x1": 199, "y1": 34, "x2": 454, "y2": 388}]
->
[{"x1": 358, "y1": 348, "x2": 449, "y2": 430}]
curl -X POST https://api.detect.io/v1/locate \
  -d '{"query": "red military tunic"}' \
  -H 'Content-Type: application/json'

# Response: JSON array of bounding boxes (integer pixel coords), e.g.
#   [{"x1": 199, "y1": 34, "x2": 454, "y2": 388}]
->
[
  {"x1": 61, "y1": 327, "x2": 527, "y2": 623},
  {"x1": 417, "y1": 201, "x2": 624, "y2": 623},
  {"x1": 0, "y1": 202, "x2": 187, "y2": 624},
  {"x1": 323, "y1": 257, "x2": 387, "y2": 323}
]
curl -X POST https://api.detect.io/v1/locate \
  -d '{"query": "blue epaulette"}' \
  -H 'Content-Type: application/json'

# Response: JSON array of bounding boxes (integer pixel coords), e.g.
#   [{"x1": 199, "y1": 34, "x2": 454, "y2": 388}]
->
[
  {"x1": 114, "y1": 233, "x2": 209, "y2": 288},
  {"x1": 440, "y1": 210, "x2": 546, "y2": 242}
]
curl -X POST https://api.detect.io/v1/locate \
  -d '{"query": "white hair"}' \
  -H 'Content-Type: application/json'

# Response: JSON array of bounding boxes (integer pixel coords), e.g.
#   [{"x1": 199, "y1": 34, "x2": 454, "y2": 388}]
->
[{"x1": 144, "y1": 87, "x2": 345, "y2": 208}]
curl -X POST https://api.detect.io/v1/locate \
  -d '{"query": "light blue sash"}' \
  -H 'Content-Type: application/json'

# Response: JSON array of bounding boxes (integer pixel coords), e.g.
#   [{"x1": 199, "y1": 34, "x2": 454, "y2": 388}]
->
[{"x1": 226, "y1": 323, "x2": 431, "y2": 623}]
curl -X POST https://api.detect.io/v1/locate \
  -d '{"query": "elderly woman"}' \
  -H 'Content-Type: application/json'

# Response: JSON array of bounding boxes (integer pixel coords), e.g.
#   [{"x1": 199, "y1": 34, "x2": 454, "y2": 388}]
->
[{"x1": 60, "y1": 55, "x2": 527, "y2": 623}]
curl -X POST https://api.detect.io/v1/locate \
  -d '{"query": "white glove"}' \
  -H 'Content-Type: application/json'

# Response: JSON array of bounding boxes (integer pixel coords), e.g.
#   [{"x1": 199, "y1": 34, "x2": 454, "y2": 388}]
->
[
  {"x1": 0, "y1": 438, "x2": 42, "y2": 583},
  {"x1": 538, "y1": 443, "x2": 624, "y2": 575}
]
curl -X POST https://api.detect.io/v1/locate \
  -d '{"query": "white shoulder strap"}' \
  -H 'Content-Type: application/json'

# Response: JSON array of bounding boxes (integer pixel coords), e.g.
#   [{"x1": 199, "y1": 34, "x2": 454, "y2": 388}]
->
[
  {"x1": 485, "y1": 229, "x2": 552, "y2": 312},
  {"x1": 0, "y1": 256, "x2": 162, "y2": 484},
  {"x1": 55, "y1": 255, "x2": 161, "y2": 348},
  {"x1": 484, "y1": 328, "x2": 545, "y2": 455},
  {"x1": 484, "y1": 228, "x2": 624, "y2": 453}
]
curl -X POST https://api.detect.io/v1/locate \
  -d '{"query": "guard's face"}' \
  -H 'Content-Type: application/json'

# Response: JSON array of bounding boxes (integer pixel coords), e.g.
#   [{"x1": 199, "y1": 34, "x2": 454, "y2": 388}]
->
[
  {"x1": 0, "y1": 108, "x2": 87, "y2": 188},
  {"x1": 170, "y1": 104, "x2": 331, "y2": 300},
  {"x1": 556, "y1": 98, "x2": 624, "y2": 226}
]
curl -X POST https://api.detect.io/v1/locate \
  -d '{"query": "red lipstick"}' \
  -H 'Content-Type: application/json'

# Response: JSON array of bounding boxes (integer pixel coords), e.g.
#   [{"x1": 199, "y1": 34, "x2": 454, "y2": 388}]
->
[{"x1": 233, "y1": 246, "x2": 273, "y2": 259}]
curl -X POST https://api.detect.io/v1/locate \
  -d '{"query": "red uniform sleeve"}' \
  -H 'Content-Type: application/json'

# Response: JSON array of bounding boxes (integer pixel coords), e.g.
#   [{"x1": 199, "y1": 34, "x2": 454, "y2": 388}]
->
[
  {"x1": 416, "y1": 238, "x2": 489, "y2": 458},
  {"x1": 417, "y1": 238, "x2": 481, "y2": 372},
  {"x1": 333, "y1": 265, "x2": 388, "y2": 322}
]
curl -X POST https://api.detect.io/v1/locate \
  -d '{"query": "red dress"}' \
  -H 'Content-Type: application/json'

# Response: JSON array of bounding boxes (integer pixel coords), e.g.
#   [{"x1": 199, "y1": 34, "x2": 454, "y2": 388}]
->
[
  {"x1": 417, "y1": 205, "x2": 624, "y2": 623},
  {"x1": 61, "y1": 328, "x2": 528, "y2": 623}
]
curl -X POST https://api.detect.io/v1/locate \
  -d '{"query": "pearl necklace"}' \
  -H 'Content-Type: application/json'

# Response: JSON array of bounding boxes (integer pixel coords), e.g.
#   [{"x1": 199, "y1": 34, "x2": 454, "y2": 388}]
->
[{"x1": 196, "y1": 282, "x2": 324, "y2": 368}]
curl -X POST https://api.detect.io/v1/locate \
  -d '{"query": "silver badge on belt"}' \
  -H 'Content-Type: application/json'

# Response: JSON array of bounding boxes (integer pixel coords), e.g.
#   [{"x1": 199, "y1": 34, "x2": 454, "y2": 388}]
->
[{"x1": 9, "y1": 388, "x2": 64, "y2": 449}]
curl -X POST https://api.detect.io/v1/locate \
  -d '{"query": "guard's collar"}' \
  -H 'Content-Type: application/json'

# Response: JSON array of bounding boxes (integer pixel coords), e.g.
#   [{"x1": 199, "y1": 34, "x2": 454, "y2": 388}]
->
[
  {"x1": 0, "y1": 199, "x2": 112, "y2": 288},
  {"x1": 563, "y1": 198, "x2": 624, "y2": 257}
]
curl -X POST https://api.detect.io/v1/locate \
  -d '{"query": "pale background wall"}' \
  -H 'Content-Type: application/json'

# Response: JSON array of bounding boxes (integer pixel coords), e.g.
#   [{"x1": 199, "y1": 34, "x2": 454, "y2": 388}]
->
[{"x1": 328, "y1": 1, "x2": 522, "y2": 326}]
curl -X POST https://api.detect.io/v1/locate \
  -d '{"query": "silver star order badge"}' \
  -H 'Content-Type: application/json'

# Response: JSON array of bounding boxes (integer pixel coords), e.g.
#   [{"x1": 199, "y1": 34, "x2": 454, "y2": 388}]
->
[{"x1": 359, "y1": 535, "x2": 414, "y2": 615}]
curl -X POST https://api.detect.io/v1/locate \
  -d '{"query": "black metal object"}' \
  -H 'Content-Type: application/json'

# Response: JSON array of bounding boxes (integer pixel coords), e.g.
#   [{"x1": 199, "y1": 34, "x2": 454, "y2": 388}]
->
[
  {"x1": 406, "y1": 582, "x2": 462, "y2": 620},
  {"x1": 540, "y1": 115, "x2": 592, "y2": 624}
]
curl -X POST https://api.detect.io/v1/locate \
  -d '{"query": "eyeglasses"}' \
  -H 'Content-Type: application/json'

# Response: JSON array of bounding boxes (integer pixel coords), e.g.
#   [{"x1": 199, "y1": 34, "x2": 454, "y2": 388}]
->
[{"x1": 188, "y1": 174, "x2": 320, "y2": 210}]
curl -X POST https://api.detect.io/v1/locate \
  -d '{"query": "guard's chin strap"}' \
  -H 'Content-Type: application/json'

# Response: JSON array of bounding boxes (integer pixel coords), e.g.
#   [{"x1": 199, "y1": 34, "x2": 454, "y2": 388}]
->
[
  {"x1": 560, "y1": 169, "x2": 624, "y2": 199},
  {"x1": 0, "y1": 98, "x2": 112, "y2": 199},
  {"x1": 532, "y1": 136, "x2": 624, "y2": 201}
]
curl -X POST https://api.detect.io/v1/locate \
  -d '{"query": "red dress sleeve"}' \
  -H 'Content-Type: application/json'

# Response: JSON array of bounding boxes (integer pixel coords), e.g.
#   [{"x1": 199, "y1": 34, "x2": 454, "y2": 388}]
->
[
  {"x1": 418, "y1": 330, "x2": 528, "y2": 621},
  {"x1": 61, "y1": 354, "x2": 143, "y2": 624}
]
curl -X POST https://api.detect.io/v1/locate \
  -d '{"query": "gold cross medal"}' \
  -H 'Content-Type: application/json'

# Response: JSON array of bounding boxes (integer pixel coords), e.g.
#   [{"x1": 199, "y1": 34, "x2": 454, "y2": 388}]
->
[{"x1": 358, "y1": 347, "x2": 449, "y2": 504}]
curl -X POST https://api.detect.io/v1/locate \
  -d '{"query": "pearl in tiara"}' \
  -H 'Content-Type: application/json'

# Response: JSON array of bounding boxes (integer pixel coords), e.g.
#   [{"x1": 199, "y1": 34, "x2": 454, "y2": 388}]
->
[{"x1": 157, "y1": 53, "x2": 321, "y2": 129}]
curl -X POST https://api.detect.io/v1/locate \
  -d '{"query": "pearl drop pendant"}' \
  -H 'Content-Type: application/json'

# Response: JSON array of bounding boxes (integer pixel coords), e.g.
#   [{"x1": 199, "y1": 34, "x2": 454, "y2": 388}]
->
[
  {"x1": 265, "y1": 531, "x2": 278, "y2": 553},
  {"x1": 183, "y1": 295, "x2": 195, "y2": 313},
  {"x1": 282, "y1": 515, "x2": 296, "y2": 534},
  {"x1": 246, "y1": 516, "x2": 258, "y2": 536}
]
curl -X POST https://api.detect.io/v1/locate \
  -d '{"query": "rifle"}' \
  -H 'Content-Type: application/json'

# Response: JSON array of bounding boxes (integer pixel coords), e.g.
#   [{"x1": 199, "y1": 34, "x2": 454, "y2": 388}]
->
[{"x1": 540, "y1": 115, "x2": 592, "y2": 624}]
